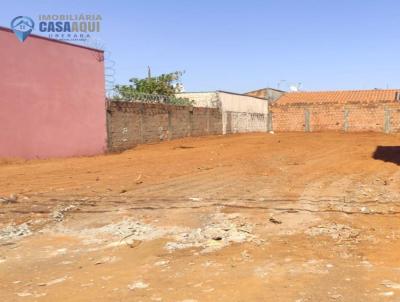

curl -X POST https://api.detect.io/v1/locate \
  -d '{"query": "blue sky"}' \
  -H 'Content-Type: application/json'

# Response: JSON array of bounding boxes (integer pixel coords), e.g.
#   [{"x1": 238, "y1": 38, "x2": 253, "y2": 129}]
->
[{"x1": 1, "y1": 0, "x2": 400, "y2": 92}]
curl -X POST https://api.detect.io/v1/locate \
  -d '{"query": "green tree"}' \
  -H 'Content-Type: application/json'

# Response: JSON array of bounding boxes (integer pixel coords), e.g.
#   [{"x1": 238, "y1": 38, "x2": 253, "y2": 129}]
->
[{"x1": 114, "y1": 69, "x2": 193, "y2": 105}]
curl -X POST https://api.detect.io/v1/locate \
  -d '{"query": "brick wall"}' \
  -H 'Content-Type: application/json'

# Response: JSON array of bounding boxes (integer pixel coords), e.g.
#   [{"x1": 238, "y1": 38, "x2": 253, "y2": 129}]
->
[
  {"x1": 107, "y1": 101, "x2": 222, "y2": 152},
  {"x1": 270, "y1": 102, "x2": 400, "y2": 133}
]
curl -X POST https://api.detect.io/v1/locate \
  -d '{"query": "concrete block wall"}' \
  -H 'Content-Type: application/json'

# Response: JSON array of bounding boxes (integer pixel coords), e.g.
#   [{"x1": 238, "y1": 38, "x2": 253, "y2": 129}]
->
[
  {"x1": 107, "y1": 101, "x2": 222, "y2": 152},
  {"x1": 176, "y1": 91, "x2": 270, "y2": 134},
  {"x1": 191, "y1": 107, "x2": 222, "y2": 136},
  {"x1": 224, "y1": 112, "x2": 268, "y2": 134},
  {"x1": 218, "y1": 92, "x2": 269, "y2": 134},
  {"x1": 170, "y1": 106, "x2": 191, "y2": 138},
  {"x1": 270, "y1": 102, "x2": 400, "y2": 133}
]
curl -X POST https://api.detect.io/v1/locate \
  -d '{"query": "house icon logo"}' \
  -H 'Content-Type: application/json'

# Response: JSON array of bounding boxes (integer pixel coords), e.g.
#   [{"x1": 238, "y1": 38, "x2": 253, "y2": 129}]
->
[{"x1": 11, "y1": 16, "x2": 34, "y2": 42}]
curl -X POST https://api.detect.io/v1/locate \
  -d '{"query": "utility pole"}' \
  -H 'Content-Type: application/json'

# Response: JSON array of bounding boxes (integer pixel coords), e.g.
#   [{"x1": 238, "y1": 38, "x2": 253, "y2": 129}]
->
[{"x1": 147, "y1": 66, "x2": 151, "y2": 79}]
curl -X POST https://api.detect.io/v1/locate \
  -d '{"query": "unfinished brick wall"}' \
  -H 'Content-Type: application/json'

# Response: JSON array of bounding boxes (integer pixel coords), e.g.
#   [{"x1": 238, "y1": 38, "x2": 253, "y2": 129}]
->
[
  {"x1": 270, "y1": 102, "x2": 400, "y2": 133},
  {"x1": 107, "y1": 101, "x2": 222, "y2": 152}
]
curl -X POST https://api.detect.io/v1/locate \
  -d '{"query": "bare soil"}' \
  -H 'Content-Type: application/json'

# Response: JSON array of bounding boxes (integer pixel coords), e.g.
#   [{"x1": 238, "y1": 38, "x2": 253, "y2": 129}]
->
[{"x1": 2, "y1": 132, "x2": 400, "y2": 301}]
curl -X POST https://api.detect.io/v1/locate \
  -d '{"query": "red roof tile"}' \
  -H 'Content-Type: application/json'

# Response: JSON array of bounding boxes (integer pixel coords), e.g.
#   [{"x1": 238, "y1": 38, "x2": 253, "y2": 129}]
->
[{"x1": 275, "y1": 89, "x2": 400, "y2": 105}]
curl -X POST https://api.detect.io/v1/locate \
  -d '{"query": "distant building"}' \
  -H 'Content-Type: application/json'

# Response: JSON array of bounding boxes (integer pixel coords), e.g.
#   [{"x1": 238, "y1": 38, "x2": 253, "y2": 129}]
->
[
  {"x1": 176, "y1": 91, "x2": 269, "y2": 134},
  {"x1": 176, "y1": 91, "x2": 219, "y2": 108},
  {"x1": 270, "y1": 89, "x2": 400, "y2": 133},
  {"x1": 244, "y1": 87, "x2": 285, "y2": 102},
  {"x1": 274, "y1": 89, "x2": 400, "y2": 105}
]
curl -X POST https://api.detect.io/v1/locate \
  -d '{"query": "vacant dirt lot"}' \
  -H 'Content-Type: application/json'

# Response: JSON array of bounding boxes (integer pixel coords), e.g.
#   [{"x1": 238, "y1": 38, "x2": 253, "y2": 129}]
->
[{"x1": 2, "y1": 132, "x2": 400, "y2": 302}]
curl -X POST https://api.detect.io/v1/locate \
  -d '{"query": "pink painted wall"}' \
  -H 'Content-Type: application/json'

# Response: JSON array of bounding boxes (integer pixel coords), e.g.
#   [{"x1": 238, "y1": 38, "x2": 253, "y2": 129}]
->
[{"x1": 0, "y1": 28, "x2": 106, "y2": 159}]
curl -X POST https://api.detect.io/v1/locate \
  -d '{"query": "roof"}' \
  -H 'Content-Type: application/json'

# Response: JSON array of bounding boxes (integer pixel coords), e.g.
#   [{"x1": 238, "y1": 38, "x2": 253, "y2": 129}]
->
[
  {"x1": 245, "y1": 87, "x2": 285, "y2": 95},
  {"x1": 275, "y1": 89, "x2": 400, "y2": 105},
  {"x1": 217, "y1": 90, "x2": 268, "y2": 100},
  {"x1": 244, "y1": 88, "x2": 285, "y2": 101},
  {"x1": 0, "y1": 26, "x2": 104, "y2": 53}
]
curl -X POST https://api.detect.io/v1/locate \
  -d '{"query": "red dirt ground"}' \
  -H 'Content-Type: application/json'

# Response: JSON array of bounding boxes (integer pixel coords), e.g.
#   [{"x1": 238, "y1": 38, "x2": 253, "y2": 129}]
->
[{"x1": 1, "y1": 132, "x2": 400, "y2": 301}]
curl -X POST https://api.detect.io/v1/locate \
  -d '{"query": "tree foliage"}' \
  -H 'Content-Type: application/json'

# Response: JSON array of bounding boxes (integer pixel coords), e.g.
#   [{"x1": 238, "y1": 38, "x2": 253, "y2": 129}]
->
[{"x1": 113, "y1": 70, "x2": 193, "y2": 105}]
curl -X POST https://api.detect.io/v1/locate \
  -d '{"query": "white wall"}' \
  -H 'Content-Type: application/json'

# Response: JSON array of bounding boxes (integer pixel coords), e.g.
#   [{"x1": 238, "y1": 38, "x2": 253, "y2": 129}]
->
[
  {"x1": 218, "y1": 92, "x2": 268, "y2": 134},
  {"x1": 175, "y1": 92, "x2": 219, "y2": 108},
  {"x1": 218, "y1": 92, "x2": 268, "y2": 114},
  {"x1": 176, "y1": 91, "x2": 269, "y2": 134}
]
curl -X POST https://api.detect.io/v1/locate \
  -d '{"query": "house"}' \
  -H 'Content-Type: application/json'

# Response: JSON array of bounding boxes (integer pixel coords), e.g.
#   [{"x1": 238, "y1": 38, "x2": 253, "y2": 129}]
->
[
  {"x1": 176, "y1": 91, "x2": 269, "y2": 134},
  {"x1": 270, "y1": 89, "x2": 400, "y2": 133},
  {"x1": 244, "y1": 87, "x2": 285, "y2": 102}
]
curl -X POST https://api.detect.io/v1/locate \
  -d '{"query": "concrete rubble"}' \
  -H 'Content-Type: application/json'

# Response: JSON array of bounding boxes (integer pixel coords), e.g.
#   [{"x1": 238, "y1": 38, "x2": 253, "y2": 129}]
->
[
  {"x1": 305, "y1": 223, "x2": 360, "y2": 241},
  {"x1": 0, "y1": 194, "x2": 17, "y2": 204},
  {"x1": 52, "y1": 204, "x2": 77, "y2": 222},
  {"x1": 48, "y1": 213, "x2": 259, "y2": 253},
  {"x1": 165, "y1": 213, "x2": 258, "y2": 253},
  {"x1": 0, "y1": 223, "x2": 31, "y2": 242}
]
